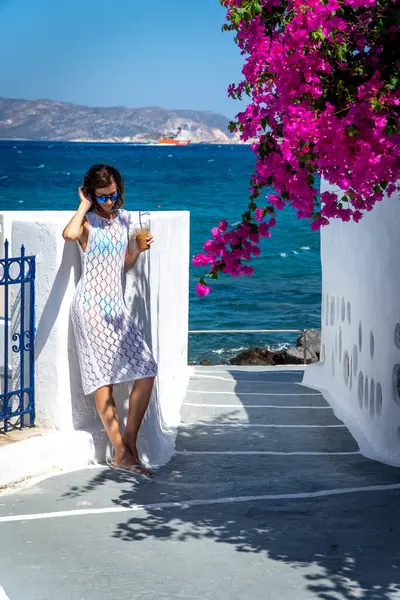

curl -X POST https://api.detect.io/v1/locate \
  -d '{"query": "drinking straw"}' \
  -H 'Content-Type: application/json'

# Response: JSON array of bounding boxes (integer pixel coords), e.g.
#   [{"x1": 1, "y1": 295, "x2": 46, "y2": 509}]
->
[{"x1": 139, "y1": 210, "x2": 150, "y2": 229}]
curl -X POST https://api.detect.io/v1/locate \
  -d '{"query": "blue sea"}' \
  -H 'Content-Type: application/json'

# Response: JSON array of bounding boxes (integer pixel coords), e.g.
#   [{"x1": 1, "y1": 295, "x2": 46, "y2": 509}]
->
[{"x1": 0, "y1": 141, "x2": 321, "y2": 363}]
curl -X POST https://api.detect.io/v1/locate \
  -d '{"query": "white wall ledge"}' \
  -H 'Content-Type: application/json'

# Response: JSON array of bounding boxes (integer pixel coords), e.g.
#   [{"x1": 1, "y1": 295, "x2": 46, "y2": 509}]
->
[{"x1": 0, "y1": 210, "x2": 190, "y2": 469}]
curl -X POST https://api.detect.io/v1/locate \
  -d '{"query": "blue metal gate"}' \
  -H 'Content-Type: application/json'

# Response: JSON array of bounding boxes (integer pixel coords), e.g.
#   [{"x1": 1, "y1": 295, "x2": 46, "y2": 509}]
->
[{"x1": 0, "y1": 240, "x2": 35, "y2": 432}]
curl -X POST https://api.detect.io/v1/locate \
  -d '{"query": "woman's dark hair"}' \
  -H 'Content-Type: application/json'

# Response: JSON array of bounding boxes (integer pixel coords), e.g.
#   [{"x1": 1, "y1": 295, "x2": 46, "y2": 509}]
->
[{"x1": 82, "y1": 164, "x2": 124, "y2": 210}]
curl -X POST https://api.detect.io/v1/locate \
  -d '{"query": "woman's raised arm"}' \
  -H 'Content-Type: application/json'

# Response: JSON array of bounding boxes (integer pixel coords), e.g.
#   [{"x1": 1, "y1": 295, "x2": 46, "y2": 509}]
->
[{"x1": 62, "y1": 187, "x2": 91, "y2": 241}]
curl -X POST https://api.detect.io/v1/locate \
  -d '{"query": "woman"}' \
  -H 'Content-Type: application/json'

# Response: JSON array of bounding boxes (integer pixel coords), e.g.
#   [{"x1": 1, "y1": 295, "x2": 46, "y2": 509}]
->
[{"x1": 63, "y1": 164, "x2": 157, "y2": 477}]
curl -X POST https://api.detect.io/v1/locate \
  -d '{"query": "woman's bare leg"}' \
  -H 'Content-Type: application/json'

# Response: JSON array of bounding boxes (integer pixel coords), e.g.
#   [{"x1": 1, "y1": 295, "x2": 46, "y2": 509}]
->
[
  {"x1": 94, "y1": 385, "x2": 134, "y2": 467},
  {"x1": 124, "y1": 377, "x2": 155, "y2": 475}
]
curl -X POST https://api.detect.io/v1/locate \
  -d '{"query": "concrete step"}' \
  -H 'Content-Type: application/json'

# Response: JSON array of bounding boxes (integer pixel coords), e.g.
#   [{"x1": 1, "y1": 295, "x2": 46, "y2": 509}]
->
[
  {"x1": 3, "y1": 451, "x2": 399, "y2": 518},
  {"x1": 187, "y1": 380, "x2": 316, "y2": 395},
  {"x1": 0, "y1": 429, "x2": 96, "y2": 490},
  {"x1": 162, "y1": 452, "x2": 400, "y2": 498},
  {"x1": 183, "y1": 391, "x2": 327, "y2": 408},
  {"x1": 179, "y1": 404, "x2": 342, "y2": 426},
  {"x1": 176, "y1": 423, "x2": 359, "y2": 453},
  {"x1": 193, "y1": 366, "x2": 304, "y2": 378}
]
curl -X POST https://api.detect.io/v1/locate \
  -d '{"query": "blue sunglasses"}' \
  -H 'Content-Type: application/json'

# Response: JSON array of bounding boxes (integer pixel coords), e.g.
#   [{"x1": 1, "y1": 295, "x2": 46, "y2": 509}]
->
[{"x1": 95, "y1": 191, "x2": 120, "y2": 204}]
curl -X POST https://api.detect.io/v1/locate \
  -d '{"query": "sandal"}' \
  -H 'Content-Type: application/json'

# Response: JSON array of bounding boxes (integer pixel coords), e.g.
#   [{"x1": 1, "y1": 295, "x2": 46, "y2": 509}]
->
[
  {"x1": 122, "y1": 434, "x2": 154, "y2": 478},
  {"x1": 109, "y1": 462, "x2": 153, "y2": 478}
]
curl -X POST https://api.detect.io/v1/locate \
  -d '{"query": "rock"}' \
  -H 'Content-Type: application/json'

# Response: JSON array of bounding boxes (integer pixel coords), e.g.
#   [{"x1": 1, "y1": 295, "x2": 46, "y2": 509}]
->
[
  {"x1": 296, "y1": 329, "x2": 321, "y2": 358},
  {"x1": 281, "y1": 346, "x2": 318, "y2": 365},
  {"x1": 199, "y1": 360, "x2": 213, "y2": 366},
  {"x1": 230, "y1": 344, "x2": 319, "y2": 366},
  {"x1": 230, "y1": 348, "x2": 285, "y2": 366}
]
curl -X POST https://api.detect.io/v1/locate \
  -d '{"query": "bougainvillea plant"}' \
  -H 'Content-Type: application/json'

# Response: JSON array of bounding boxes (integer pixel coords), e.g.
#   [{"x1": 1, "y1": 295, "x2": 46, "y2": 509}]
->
[{"x1": 194, "y1": 0, "x2": 400, "y2": 296}]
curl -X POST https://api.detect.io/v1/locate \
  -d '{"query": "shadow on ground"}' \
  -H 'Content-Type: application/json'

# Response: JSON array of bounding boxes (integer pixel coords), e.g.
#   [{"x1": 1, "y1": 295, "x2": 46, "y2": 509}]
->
[{"x1": 63, "y1": 369, "x2": 400, "y2": 600}]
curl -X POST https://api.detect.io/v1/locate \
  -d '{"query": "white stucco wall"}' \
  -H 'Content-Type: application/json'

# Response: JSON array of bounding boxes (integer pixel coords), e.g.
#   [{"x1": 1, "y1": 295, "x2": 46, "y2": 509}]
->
[
  {"x1": 0, "y1": 210, "x2": 190, "y2": 468},
  {"x1": 303, "y1": 184, "x2": 400, "y2": 466}
]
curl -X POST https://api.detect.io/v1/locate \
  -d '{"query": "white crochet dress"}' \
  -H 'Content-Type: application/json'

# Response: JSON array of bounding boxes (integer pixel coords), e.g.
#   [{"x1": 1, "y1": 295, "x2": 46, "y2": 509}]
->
[{"x1": 71, "y1": 209, "x2": 157, "y2": 395}]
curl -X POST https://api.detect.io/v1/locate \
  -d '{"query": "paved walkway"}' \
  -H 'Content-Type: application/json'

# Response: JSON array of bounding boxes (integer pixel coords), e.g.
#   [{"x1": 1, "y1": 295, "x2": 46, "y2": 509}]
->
[{"x1": 1, "y1": 366, "x2": 400, "y2": 600}]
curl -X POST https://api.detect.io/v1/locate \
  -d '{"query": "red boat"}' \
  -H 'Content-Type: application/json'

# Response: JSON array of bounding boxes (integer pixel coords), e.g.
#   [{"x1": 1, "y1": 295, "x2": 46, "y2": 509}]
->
[
  {"x1": 158, "y1": 127, "x2": 191, "y2": 146},
  {"x1": 158, "y1": 138, "x2": 191, "y2": 146}
]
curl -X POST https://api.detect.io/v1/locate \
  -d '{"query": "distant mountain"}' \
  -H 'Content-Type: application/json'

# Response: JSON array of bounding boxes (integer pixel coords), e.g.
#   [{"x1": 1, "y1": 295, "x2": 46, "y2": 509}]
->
[{"x1": 0, "y1": 97, "x2": 238, "y2": 144}]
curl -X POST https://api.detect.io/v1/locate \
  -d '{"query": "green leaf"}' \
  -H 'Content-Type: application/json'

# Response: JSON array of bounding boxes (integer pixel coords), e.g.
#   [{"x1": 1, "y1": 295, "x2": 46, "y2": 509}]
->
[
  {"x1": 306, "y1": 174, "x2": 315, "y2": 186},
  {"x1": 337, "y1": 44, "x2": 348, "y2": 61},
  {"x1": 371, "y1": 97, "x2": 384, "y2": 112},
  {"x1": 311, "y1": 27, "x2": 325, "y2": 41},
  {"x1": 346, "y1": 125, "x2": 358, "y2": 138}
]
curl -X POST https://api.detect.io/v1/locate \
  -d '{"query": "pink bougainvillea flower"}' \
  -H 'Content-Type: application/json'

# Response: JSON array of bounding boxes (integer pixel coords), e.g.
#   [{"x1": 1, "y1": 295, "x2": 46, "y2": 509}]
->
[
  {"x1": 255, "y1": 207, "x2": 264, "y2": 221},
  {"x1": 192, "y1": 0, "x2": 400, "y2": 296},
  {"x1": 192, "y1": 253, "x2": 214, "y2": 267},
  {"x1": 240, "y1": 265, "x2": 254, "y2": 277},
  {"x1": 196, "y1": 283, "x2": 212, "y2": 298}
]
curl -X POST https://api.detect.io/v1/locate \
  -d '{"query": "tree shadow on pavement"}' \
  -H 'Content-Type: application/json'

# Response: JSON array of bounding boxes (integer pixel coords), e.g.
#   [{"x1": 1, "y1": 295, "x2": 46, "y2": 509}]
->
[
  {"x1": 110, "y1": 491, "x2": 400, "y2": 600},
  {"x1": 62, "y1": 369, "x2": 400, "y2": 599}
]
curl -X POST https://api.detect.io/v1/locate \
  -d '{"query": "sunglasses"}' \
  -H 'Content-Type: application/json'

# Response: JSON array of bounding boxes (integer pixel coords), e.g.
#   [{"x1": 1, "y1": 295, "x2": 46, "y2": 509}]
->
[{"x1": 95, "y1": 191, "x2": 120, "y2": 204}]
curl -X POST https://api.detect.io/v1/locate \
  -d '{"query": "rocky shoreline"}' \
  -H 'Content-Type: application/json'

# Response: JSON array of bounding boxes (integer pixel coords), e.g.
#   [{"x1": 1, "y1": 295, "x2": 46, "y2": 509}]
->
[
  {"x1": 199, "y1": 329, "x2": 321, "y2": 366},
  {"x1": 0, "y1": 97, "x2": 244, "y2": 145}
]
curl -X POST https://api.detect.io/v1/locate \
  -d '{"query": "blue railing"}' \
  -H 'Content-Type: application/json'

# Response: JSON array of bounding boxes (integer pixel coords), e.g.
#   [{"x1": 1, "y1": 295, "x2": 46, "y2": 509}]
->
[{"x1": 0, "y1": 240, "x2": 35, "y2": 432}]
